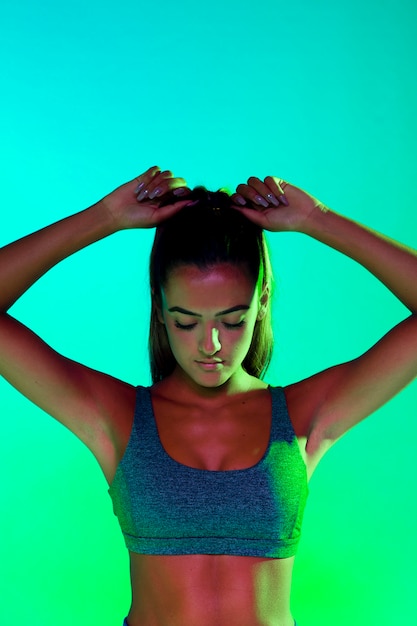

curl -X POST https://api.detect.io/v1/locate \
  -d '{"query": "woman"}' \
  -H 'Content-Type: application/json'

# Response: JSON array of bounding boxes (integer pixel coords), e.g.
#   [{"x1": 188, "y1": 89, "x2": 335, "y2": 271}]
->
[{"x1": 1, "y1": 165, "x2": 416, "y2": 625}]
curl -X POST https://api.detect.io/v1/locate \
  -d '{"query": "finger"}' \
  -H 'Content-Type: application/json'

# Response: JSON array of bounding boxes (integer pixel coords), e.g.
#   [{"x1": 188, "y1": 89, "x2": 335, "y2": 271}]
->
[
  {"x1": 147, "y1": 178, "x2": 189, "y2": 200},
  {"x1": 134, "y1": 166, "x2": 161, "y2": 194},
  {"x1": 247, "y1": 176, "x2": 269, "y2": 196},
  {"x1": 231, "y1": 193, "x2": 247, "y2": 206},
  {"x1": 150, "y1": 169, "x2": 175, "y2": 184},
  {"x1": 136, "y1": 165, "x2": 161, "y2": 182},
  {"x1": 236, "y1": 183, "x2": 271, "y2": 208},
  {"x1": 139, "y1": 168, "x2": 188, "y2": 199},
  {"x1": 135, "y1": 175, "x2": 185, "y2": 201},
  {"x1": 151, "y1": 170, "x2": 185, "y2": 187},
  {"x1": 136, "y1": 187, "x2": 151, "y2": 201},
  {"x1": 264, "y1": 176, "x2": 290, "y2": 206},
  {"x1": 249, "y1": 176, "x2": 283, "y2": 207},
  {"x1": 230, "y1": 204, "x2": 269, "y2": 227}
]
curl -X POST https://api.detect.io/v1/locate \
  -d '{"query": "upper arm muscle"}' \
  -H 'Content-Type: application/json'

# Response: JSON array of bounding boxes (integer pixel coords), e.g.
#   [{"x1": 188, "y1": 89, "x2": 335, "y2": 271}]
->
[
  {"x1": 0, "y1": 313, "x2": 134, "y2": 450},
  {"x1": 285, "y1": 314, "x2": 417, "y2": 452}
]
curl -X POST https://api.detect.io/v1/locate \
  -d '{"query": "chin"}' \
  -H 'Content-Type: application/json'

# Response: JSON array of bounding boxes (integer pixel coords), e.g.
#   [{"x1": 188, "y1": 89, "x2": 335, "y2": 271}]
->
[{"x1": 177, "y1": 366, "x2": 230, "y2": 389}]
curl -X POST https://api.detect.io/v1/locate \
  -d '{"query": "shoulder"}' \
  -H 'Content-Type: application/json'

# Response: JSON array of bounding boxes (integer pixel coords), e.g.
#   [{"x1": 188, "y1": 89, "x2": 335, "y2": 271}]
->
[
  {"x1": 282, "y1": 362, "x2": 350, "y2": 445},
  {"x1": 101, "y1": 378, "x2": 139, "y2": 443}
]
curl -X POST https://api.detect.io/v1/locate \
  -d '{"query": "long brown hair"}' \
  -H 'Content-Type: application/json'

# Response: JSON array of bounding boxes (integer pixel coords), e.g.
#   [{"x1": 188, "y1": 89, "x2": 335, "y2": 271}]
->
[{"x1": 149, "y1": 187, "x2": 273, "y2": 383}]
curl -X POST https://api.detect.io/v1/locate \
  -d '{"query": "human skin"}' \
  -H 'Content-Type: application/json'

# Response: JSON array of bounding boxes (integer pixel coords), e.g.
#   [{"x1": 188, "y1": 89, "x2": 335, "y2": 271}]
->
[
  {"x1": 0, "y1": 166, "x2": 416, "y2": 624},
  {"x1": 124, "y1": 262, "x2": 301, "y2": 625},
  {"x1": 157, "y1": 264, "x2": 263, "y2": 394}
]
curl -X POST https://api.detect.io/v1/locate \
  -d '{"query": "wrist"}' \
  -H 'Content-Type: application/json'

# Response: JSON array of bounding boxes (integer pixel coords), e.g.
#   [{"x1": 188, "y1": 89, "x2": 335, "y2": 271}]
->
[
  {"x1": 297, "y1": 203, "x2": 332, "y2": 237},
  {"x1": 93, "y1": 199, "x2": 125, "y2": 234}
]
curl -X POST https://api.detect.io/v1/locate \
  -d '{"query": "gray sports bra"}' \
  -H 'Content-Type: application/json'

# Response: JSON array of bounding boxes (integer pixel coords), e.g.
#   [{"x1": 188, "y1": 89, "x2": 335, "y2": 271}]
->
[{"x1": 108, "y1": 385, "x2": 308, "y2": 558}]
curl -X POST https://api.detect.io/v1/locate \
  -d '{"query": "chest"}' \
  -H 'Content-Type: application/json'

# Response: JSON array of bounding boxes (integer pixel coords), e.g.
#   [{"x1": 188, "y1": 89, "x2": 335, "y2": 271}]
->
[
  {"x1": 151, "y1": 392, "x2": 273, "y2": 471},
  {"x1": 109, "y1": 386, "x2": 309, "y2": 559}
]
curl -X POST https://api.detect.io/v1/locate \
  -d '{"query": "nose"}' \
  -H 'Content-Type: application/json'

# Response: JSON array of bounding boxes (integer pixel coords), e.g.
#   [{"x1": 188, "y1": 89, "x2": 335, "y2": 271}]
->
[{"x1": 199, "y1": 326, "x2": 221, "y2": 356}]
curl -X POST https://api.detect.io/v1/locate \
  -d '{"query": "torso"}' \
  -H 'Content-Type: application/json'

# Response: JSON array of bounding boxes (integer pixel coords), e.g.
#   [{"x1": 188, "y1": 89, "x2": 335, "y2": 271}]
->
[
  {"x1": 126, "y1": 552, "x2": 295, "y2": 626},
  {"x1": 99, "y1": 373, "x2": 330, "y2": 626}
]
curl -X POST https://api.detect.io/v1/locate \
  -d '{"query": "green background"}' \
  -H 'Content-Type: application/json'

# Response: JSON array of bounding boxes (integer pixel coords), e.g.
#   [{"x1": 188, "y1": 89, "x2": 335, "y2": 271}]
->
[{"x1": 1, "y1": 0, "x2": 416, "y2": 624}]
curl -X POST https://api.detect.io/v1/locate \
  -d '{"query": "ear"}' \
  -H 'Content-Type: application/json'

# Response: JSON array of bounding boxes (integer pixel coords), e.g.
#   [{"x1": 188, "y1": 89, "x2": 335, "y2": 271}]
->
[{"x1": 257, "y1": 283, "x2": 270, "y2": 321}]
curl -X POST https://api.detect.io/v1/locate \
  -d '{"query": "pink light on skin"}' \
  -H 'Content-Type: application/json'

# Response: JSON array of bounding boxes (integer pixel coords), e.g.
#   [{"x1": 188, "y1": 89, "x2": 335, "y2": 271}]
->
[{"x1": 158, "y1": 263, "x2": 264, "y2": 392}]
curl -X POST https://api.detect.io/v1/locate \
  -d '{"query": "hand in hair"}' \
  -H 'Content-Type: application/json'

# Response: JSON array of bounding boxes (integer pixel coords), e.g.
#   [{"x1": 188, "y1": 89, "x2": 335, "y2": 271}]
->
[
  {"x1": 100, "y1": 165, "x2": 193, "y2": 230},
  {"x1": 231, "y1": 176, "x2": 328, "y2": 233}
]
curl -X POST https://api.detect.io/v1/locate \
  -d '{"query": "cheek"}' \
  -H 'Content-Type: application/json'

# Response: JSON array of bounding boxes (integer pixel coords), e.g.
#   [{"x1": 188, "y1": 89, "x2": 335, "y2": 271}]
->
[
  {"x1": 165, "y1": 326, "x2": 194, "y2": 354},
  {"x1": 228, "y1": 326, "x2": 255, "y2": 354}
]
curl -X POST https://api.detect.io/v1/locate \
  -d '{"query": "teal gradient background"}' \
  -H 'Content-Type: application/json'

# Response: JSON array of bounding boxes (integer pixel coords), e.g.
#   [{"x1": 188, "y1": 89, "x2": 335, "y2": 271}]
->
[{"x1": 1, "y1": 0, "x2": 416, "y2": 624}]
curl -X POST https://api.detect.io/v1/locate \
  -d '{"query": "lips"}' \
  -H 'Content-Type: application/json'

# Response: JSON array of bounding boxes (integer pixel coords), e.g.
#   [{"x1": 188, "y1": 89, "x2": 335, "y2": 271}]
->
[
  {"x1": 198, "y1": 360, "x2": 223, "y2": 364},
  {"x1": 196, "y1": 360, "x2": 224, "y2": 370}
]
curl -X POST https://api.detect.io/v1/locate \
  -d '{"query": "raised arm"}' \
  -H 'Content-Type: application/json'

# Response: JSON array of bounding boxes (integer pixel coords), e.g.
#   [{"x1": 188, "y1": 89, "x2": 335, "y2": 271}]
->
[
  {"x1": 0, "y1": 167, "x2": 190, "y2": 474},
  {"x1": 232, "y1": 176, "x2": 417, "y2": 452},
  {"x1": 0, "y1": 167, "x2": 189, "y2": 312}
]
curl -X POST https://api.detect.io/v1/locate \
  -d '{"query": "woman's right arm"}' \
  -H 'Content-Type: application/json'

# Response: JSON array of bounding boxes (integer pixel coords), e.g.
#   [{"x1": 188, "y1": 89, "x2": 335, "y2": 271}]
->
[
  {"x1": 0, "y1": 166, "x2": 189, "y2": 311},
  {"x1": 0, "y1": 166, "x2": 189, "y2": 457}
]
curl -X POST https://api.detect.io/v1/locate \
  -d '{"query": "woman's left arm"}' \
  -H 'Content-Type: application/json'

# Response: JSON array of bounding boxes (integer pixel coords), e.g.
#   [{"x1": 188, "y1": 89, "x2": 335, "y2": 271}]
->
[
  {"x1": 232, "y1": 177, "x2": 417, "y2": 450},
  {"x1": 302, "y1": 205, "x2": 417, "y2": 313}
]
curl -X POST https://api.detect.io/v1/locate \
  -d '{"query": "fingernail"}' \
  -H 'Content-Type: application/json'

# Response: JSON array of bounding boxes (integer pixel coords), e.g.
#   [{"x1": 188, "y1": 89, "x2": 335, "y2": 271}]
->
[
  {"x1": 255, "y1": 195, "x2": 269, "y2": 207},
  {"x1": 266, "y1": 193, "x2": 280, "y2": 207},
  {"x1": 149, "y1": 187, "x2": 162, "y2": 199},
  {"x1": 234, "y1": 195, "x2": 247, "y2": 206},
  {"x1": 173, "y1": 187, "x2": 187, "y2": 196},
  {"x1": 278, "y1": 194, "x2": 289, "y2": 206},
  {"x1": 137, "y1": 189, "x2": 149, "y2": 201},
  {"x1": 134, "y1": 182, "x2": 145, "y2": 194},
  {"x1": 185, "y1": 200, "x2": 199, "y2": 207}
]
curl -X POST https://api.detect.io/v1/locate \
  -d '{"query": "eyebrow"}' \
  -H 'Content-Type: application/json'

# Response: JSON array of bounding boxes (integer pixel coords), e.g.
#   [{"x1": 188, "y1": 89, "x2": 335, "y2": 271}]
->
[{"x1": 167, "y1": 305, "x2": 250, "y2": 317}]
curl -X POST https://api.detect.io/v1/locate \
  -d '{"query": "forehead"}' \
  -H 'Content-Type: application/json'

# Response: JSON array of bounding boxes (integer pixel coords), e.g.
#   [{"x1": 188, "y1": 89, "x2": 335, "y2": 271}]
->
[{"x1": 162, "y1": 264, "x2": 256, "y2": 309}]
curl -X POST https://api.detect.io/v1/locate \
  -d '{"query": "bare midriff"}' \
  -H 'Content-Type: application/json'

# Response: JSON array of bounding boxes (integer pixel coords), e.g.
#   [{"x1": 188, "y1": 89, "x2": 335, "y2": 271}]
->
[{"x1": 125, "y1": 551, "x2": 296, "y2": 626}]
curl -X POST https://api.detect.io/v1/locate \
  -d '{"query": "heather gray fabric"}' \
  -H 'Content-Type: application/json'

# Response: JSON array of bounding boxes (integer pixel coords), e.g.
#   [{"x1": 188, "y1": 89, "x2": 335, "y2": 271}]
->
[
  {"x1": 123, "y1": 618, "x2": 298, "y2": 624},
  {"x1": 109, "y1": 386, "x2": 308, "y2": 558}
]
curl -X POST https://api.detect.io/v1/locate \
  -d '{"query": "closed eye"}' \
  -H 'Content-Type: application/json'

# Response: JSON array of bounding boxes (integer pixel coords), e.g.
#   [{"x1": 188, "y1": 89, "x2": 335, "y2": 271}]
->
[
  {"x1": 174, "y1": 320, "x2": 246, "y2": 331},
  {"x1": 223, "y1": 320, "x2": 246, "y2": 329},
  {"x1": 174, "y1": 321, "x2": 197, "y2": 331}
]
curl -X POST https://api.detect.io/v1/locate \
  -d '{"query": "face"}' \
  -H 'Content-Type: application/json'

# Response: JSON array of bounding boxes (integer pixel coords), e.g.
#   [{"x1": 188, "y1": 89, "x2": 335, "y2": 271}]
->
[{"x1": 158, "y1": 263, "x2": 265, "y2": 390}]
